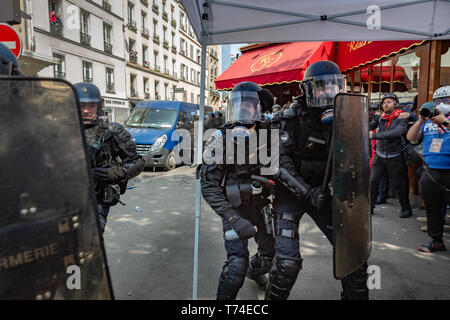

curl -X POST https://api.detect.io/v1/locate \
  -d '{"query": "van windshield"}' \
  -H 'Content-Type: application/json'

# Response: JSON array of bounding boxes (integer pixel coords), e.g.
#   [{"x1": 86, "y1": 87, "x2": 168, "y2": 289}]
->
[{"x1": 125, "y1": 108, "x2": 178, "y2": 129}]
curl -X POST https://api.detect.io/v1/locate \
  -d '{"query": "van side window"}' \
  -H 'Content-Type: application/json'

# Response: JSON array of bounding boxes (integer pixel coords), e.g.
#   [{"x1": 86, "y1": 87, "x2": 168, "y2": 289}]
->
[{"x1": 178, "y1": 111, "x2": 186, "y2": 128}]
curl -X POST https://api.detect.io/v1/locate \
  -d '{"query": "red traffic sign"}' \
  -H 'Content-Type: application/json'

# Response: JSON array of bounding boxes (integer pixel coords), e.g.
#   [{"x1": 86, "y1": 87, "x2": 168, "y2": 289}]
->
[{"x1": 0, "y1": 23, "x2": 22, "y2": 58}]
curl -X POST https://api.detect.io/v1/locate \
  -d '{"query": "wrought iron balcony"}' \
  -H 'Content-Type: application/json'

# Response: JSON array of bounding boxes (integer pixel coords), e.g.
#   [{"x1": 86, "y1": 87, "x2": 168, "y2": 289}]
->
[
  {"x1": 143, "y1": 60, "x2": 150, "y2": 68},
  {"x1": 53, "y1": 70, "x2": 65, "y2": 79},
  {"x1": 152, "y1": 4, "x2": 159, "y2": 14},
  {"x1": 171, "y1": 19, "x2": 177, "y2": 27},
  {"x1": 153, "y1": 34, "x2": 160, "y2": 44},
  {"x1": 83, "y1": 76, "x2": 93, "y2": 83},
  {"x1": 80, "y1": 32, "x2": 91, "y2": 46},
  {"x1": 129, "y1": 52, "x2": 138, "y2": 63},
  {"x1": 171, "y1": 45, "x2": 177, "y2": 54},
  {"x1": 50, "y1": 23, "x2": 63, "y2": 36},
  {"x1": 163, "y1": 40, "x2": 169, "y2": 49},
  {"x1": 127, "y1": 20, "x2": 137, "y2": 32},
  {"x1": 162, "y1": 12, "x2": 168, "y2": 21},
  {"x1": 106, "y1": 82, "x2": 115, "y2": 93},
  {"x1": 164, "y1": 68, "x2": 170, "y2": 75},
  {"x1": 104, "y1": 42, "x2": 113, "y2": 54},
  {"x1": 102, "y1": 1, "x2": 112, "y2": 11},
  {"x1": 154, "y1": 64, "x2": 160, "y2": 72}
]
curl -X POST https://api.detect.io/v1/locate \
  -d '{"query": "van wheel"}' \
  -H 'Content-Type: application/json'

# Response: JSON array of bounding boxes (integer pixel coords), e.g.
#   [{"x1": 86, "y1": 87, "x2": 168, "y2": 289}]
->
[{"x1": 164, "y1": 151, "x2": 176, "y2": 171}]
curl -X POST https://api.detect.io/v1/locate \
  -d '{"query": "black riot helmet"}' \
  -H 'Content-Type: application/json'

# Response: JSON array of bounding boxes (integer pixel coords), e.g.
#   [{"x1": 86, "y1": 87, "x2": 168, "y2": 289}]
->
[
  {"x1": 0, "y1": 42, "x2": 23, "y2": 76},
  {"x1": 226, "y1": 81, "x2": 274, "y2": 126},
  {"x1": 74, "y1": 82, "x2": 106, "y2": 125},
  {"x1": 301, "y1": 60, "x2": 344, "y2": 109}
]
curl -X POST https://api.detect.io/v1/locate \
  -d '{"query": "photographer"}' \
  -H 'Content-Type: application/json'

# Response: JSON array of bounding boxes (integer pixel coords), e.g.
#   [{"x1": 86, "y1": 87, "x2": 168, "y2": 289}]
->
[{"x1": 407, "y1": 85, "x2": 450, "y2": 253}]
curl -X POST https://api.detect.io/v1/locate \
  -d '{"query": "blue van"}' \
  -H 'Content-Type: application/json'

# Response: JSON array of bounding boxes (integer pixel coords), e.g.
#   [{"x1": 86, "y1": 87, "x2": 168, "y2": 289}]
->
[{"x1": 124, "y1": 100, "x2": 213, "y2": 170}]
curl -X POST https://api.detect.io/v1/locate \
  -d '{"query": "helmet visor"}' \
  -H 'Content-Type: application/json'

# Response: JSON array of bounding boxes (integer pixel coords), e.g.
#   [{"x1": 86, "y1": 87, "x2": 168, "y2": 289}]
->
[
  {"x1": 305, "y1": 74, "x2": 345, "y2": 108},
  {"x1": 227, "y1": 91, "x2": 263, "y2": 124}
]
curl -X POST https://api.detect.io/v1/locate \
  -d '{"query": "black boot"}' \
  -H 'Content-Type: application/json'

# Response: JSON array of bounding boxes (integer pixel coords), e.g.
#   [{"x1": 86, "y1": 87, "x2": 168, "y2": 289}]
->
[
  {"x1": 341, "y1": 263, "x2": 369, "y2": 300},
  {"x1": 216, "y1": 256, "x2": 248, "y2": 300},
  {"x1": 265, "y1": 255, "x2": 302, "y2": 300}
]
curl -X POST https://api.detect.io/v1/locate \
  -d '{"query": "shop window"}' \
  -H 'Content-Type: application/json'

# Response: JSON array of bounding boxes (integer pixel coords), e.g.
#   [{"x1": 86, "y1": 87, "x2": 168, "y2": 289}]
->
[
  {"x1": 394, "y1": 51, "x2": 420, "y2": 109},
  {"x1": 440, "y1": 41, "x2": 450, "y2": 86}
]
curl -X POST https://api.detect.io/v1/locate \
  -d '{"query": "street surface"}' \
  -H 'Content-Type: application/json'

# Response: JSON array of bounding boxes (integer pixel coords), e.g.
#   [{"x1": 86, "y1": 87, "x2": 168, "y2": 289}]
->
[{"x1": 104, "y1": 166, "x2": 450, "y2": 300}]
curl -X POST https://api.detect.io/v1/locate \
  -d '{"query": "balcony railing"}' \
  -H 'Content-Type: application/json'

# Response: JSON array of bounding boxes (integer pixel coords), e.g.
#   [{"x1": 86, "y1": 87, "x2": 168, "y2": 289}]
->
[
  {"x1": 181, "y1": 75, "x2": 186, "y2": 81},
  {"x1": 154, "y1": 64, "x2": 160, "y2": 72},
  {"x1": 180, "y1": 49, "x2": 186, "y2": 56},
  {"x1": 102, "y1": 1, "x2": 112, "y2": 11},
  {"x1": 50, "y1": 22, "x2": 63, "y2": 36},
  {"x1": 142, "y1": 27, "x2": 149, "y2": 37},
  {"x1": 180, "y1": 24, "x2": 186, "y2": 31},
  {"x1": 152, "y1": 4, "x2": 159, "y2": 14},
  {"x1": 162, "y1": 12, "x2": 168, "y2": 21},
  {"x1": 104, "y1": 42, "x2": 113, "y2": 54},
  {"x1": 127, "y1": 20, "x2": 137, "y2": 32},
  {"x1": 153, "y1": 34, "x2": 160, "y2": 44},
  {"x1": 106, "y1": 82, "x2": 115, "y2": 93},
  {"x1": 53, "y1": 70, "x2": 65, "y2": 79},
  {"x1": 129, "y1": 52, "x2": 138, "y2": 63},
  {"x1": 164, "y1": 68, "x2": 170, "y2": 75},
  {"x1": 83, "y1": 76, "x2": 93, "y2": 83},
  {"x1": 171, "y1": 19, "x2": 177, "y2": 27},
  {"x1": 172, "y1": 72, "x2": 177, "y2": 78},
  {"x1": 130, "y1": 88, "x2": 137, "y2": 97},
  {"x1": 143, "y1": 60, "x2": 150, "y2": 68},
  {"x1": 163, "y1": 40, "x2": 169, "y2": 49},
  {"x1": 171, "y1": 45, "x2": 177, "y2": 54},
  {"x1": 140, "y1": 0, "x2": 148, "y2": 6},
  {"x1": 80, "y1": 32, "x2": 91, "y2": 46}
]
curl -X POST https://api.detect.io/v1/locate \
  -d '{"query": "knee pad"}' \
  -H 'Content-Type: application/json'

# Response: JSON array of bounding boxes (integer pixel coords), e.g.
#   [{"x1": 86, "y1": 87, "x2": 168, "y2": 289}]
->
[
  {"x1": 217, "y1": 256, "x2": 248, "y2": 300},
  {"x1": 266, "y1": 255, "x2": 302, "y2": 300},
  {"x1": 341, "y1": 263, "x2": 369, "y2": 300}
]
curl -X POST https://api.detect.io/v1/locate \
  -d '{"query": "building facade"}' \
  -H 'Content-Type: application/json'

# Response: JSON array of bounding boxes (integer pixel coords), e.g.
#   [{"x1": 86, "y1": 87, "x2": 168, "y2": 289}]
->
[{"x1": 17, "y1": 0, "x2": 222, "y2": 123}]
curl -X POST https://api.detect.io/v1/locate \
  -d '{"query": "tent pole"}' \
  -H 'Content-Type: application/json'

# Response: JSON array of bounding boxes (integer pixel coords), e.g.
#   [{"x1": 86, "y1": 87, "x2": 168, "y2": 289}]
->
[{"x1": 193, "y1": 33, "x2": 207, "y2": 300}]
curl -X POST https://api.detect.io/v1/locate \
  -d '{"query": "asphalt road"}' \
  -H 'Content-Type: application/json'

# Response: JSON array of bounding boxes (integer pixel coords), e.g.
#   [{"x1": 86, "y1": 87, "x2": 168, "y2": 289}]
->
[{"x1": 104, "y1": 165, "x2": 450, "y2": 300}]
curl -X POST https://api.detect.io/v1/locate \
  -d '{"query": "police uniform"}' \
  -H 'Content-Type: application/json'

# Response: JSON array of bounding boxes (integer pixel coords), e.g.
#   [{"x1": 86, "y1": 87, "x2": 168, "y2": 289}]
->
[
  {"x1": 75, "y1": 82, "x2": 145, "y2": 233},
  {"x1": 265, "y1": 61, "x2": 369, "y2": 300},
  {"x1": 199, "y1": 81, "x2": 276, "y2": 300}
]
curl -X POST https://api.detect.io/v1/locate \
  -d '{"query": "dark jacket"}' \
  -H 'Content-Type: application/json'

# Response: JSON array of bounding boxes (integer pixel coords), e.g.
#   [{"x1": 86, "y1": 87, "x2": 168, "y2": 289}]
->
[
  {"x1": 199, "y1": 123, "x2": 271, "y2": 219},
  {"x1": 370, "y1": 113, "x2": 408, "y2": 156},
  {"x1": 85, "y1": 122, "x2": 145, "y2": 202}
]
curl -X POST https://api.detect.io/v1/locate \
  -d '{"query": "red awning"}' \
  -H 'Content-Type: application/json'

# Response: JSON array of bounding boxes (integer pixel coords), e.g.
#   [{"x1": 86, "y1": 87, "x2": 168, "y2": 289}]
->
[
  {"x1": 215, "y1": 42, "x2": 335, "y2": 90},
  {"x1": 336, "y1": 40, "x2": 424, "y2": 73},
  {"x1": 356, "y1": 65, "x2": 412, "y2": 93}
]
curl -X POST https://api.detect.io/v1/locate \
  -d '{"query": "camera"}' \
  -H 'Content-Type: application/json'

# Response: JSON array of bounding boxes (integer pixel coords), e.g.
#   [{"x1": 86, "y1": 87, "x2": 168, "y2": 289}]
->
[{"x1": 419, "y1": 101, "x2": 439, "y2": 119}]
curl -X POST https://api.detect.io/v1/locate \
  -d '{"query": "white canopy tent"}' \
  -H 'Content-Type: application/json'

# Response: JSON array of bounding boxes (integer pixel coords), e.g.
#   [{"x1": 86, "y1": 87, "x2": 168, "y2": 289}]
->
[{"x1": 180, "y1": 0, "x2": 450, "y2": 299}]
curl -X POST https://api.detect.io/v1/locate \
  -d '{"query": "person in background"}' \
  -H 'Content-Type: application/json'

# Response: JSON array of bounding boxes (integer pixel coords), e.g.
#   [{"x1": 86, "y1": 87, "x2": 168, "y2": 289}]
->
[{"x1": 407, "y1": 86, "x2": 450, "y2": 253}]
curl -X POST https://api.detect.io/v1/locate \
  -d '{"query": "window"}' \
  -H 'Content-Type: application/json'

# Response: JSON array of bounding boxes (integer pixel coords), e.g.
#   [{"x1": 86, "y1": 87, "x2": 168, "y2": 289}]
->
[
  {"x1": 52, "y1": 52, "x2": 65, "y2": 79},
  {"x1": 144, "y1": 77, "x2": 149, "y2": 98},
  {"x1": 153, "y1": 19, "x2": 158, "y2": 35},
  {"x1": 190, "y1": 45, "x2": 193, "y2": 59},
  {"x1": 142, "y1": 45, "x2": 148, "y2": 66},
  {"x1": 82, "y1": 61, "x2": 93, "y2": 82},
  {"x1": 141, "y1": 12, "x2": 148, "y2": 34},
  {"x1": 103, "y1": 23, "x2": 112, "y2": 53},
  {"x1": 128, "y1": 2, "x2": 134, "y2": 23},
  {"x1": 106, "y1": 67, "x2": 114, "y2": 93},
  {"x1": 130, "y1": 74, "x2": 137, "y2": 97},
  {"x1": 154, "y1": 51, "x2": 159, "y2": 71},
  {"x1": 154, "y1": 80, "x2": 160, "y2": 99},
  {"x1": 164, "y1": 83, "x2": 168, "y2": 100},
  {"x1": 80, "y1": 11, "x2": 90, "y2": 46}
]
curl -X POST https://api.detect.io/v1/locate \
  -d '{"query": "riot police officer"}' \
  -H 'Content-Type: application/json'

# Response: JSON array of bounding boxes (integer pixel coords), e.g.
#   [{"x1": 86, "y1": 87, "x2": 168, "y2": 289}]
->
[
  {"x1": 0, "y1": 42, "x2": 23, "y2": 76},
  {"x1": 267, "y1": 61, "x2": 369, "y2": 300},
  {"x1": 199, "y1": 81, "x2": 276, "y2": 299},
  {"x1": 74, "y1": 82, "x2": 145, "y2": 233}
]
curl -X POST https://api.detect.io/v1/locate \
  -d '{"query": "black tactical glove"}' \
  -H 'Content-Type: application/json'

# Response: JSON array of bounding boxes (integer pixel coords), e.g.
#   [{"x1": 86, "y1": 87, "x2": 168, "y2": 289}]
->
[
  {"x1": 94, "y1": 165, "x2": 126, "y2": 183},
  {"x1": 308, "y1": 187, "x2": 332, "y2": 212},
  {"x1": 228, "y1": 215, "x2": 256, "y2": 240}
]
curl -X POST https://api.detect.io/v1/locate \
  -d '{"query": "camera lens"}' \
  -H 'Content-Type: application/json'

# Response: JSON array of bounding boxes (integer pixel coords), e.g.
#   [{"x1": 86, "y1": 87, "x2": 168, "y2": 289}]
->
[{"x1": 420, "y1": 108, "x2": 430, "y2": 118}]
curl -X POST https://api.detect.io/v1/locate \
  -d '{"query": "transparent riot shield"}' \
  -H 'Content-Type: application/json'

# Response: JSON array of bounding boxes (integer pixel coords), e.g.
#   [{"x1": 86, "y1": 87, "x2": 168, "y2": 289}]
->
[
  {"x1": 0, "y1": 78, "x2": 113, "y2": 299},
  {"x1": 332, "y1": 93, "x2": 371, "y2": 279}
]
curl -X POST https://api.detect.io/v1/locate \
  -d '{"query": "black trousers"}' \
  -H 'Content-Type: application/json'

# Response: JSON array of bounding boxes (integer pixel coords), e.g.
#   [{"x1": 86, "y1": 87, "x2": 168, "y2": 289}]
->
[
  {"x1": 419, "y1": 167, "x2": 450, "y2": 242},
  {"x1": 370, "y1": 153, "x2": 411, "y2": 211}
]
